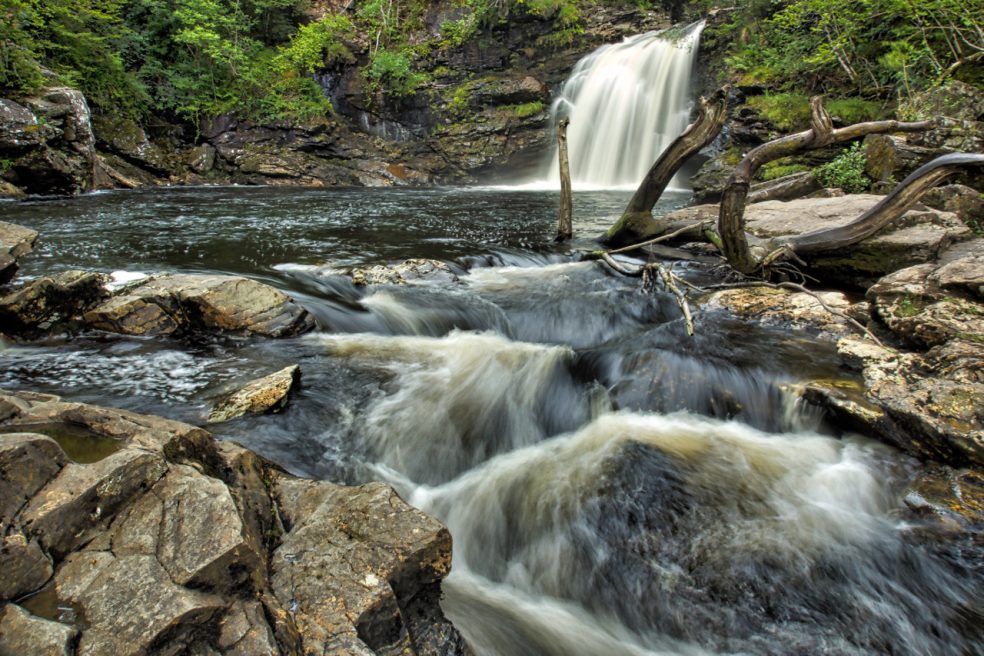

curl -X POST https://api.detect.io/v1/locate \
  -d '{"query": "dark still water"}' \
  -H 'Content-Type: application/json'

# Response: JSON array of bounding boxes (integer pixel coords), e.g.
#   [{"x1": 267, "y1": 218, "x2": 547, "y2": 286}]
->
[{"x1": 1, "y1": 187, "x2": 981, "y2": 656}]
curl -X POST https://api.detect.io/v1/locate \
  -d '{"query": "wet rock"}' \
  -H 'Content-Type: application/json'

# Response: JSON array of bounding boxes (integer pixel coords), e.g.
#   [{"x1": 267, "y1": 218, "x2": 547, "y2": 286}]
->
[
  {"x1": 85, "y1": 273, "x2": 315, "y2": 338},
  {"x1": 217, "y1": 600, "x2": 280, "y2": 655},
  {"x1": 56, "y1": 552, "x2": 226, "y2": 656},
  {"x1": 867, "y1": 261, "x2": 984, "y2": 349},
  {"x1": 209, "y1": 365, "x2": 300, "y2": 424},
  {"x1": 0, "y1": 603, "x2": 77, "y2": 656},
  {"x1": 351, "y1": 259, "x2": 458, "y2": 286},
  {"x1": 110, "y1": 464, "x2": 264, "y2": 592},
  {"x1": 0, "y1": 221, "x2": 38, "y2": 285},
  {"x1": 816, "y1": 336, "x2": 984, "y2": 467},
  {"x1": 91, "y1": 114, "x2": 172, "y2": 175},
  {"x1": 703, "y1": 286, "x2": 854, "y2": 337},
  {"x1": 0, "y1": 270, "x2": 110, "y2": 335},
  {"x1": 271, "y1": 478, "x2": 458, "y2": 655},
  {"x1": 466, "y1": 75, "x2": 548, "y2": 108},
  {"x1": 903, "y1": 466, "x2": 984, "y2": 527},
  {"x1": 20, "y1": 448, "x2": 168, "y2": 558},
  {"x1": 0, "y1": 388, "x2": 217, "y2": 469},
  {"x1": 0, "y1": 432, "x2": 68, "y2": 523}
]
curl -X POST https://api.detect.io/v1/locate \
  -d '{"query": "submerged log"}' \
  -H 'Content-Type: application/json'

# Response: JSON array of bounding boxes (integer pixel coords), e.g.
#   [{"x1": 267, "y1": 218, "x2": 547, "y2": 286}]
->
[
  {"x1": 718, "y1": 97, "x2": 933, "y2": 274},
  {"x1": 556, "y1": 118, "x2": 573, "y2": 241},
  {"x1": 604, "y1": 86, "x2": 730, "y2": 247}
]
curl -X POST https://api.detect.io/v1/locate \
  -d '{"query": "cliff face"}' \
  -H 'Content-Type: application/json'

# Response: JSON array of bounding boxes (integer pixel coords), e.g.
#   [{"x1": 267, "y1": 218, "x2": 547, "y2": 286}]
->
[{"x1": 0, "y1": 5, "x2": 670, "y2": 197}]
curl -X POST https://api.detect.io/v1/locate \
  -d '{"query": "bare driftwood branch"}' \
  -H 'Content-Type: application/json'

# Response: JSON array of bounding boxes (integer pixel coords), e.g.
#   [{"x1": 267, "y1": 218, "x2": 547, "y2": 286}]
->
[
  {"x1": 605, "y1": 86, "x2": 730, "y2": 247},
  {"x1": 718, "y1": 96, "x2": 934, "y2": 274},
  {"x1": 605, "y1": 220, "x2": 710, "y2": 255},
  {"x1": 783, "y1": 152, "x2": 984, "y2": 254},
  {"x1": 555, "y1": 118, "x2": 573, "y2": 242}
]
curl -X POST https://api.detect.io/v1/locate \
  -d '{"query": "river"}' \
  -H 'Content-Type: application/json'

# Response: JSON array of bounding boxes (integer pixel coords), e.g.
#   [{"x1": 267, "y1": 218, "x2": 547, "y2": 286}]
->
[{"x1": 1, "y1": 186, "x2": 980, "y2": 655}]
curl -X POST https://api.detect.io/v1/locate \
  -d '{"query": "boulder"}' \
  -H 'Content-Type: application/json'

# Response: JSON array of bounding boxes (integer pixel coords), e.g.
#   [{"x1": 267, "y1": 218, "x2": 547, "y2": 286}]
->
[
  {"x1": 4, "y1": 87, "x2": 96, "y2": 195},
  {"x1": 84, "y1": 273, "x2": 316, "y2": 338},
  {"x1": 0, "y1": 221, "x2": 38, "y2": 285},
  {"x1": 0, "y1": 390, "x2": 464, "y2": 654},
  {"x1": 20, "y1": 448, "x2": 168, "y2": 558},
  {"x1": 0, "y1": 604, "x2": 77, "y2": 656},
  {"x1": 109, "y1": 464, "x2": 264, "y2": 592},
  {"x1": 0, "y1": 270, "x2": 110, "y2": 335},
  {"x1": 0, "y1": 432, "x2": 67, "y2": 524},
  {"x1": 91, "y1": 114, "x2": 172, "y2": 175},
  {"x1": 351, "y1": 259, "x2": 458, "y2": 286},
  {"x1": 55, "y1": 552, "x2": 226, "y2": 656},
  {"x1": 920, "y1": 184, "x2": 984, "y2": 234},
  {"x1": 703, "y1": 286, "x2": 855, "y2": 338},
  {"x1": 271, "y1": 478, "x2": 458, "y2": 655},
  {"x1": 867, "y1": 260, "x2": 984, "y2": 348},
  {"x1": 208, "y1": 365, "x2": 300, "y2": 424},
  {"x1": 0, "y1": 99, "x2": 44, "y2": 151},
  {"x1": 863, "y1": 133, "x2": 941, "y2": 184}
]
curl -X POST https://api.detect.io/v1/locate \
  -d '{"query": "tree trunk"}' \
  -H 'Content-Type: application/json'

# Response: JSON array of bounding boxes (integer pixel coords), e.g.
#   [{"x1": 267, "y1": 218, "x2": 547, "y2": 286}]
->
[
  {"x1": 604, "y1": 86, "x2": 730, "y2": 247},
  {"x1": 718, "y1": 96, "x2": 933, "y2": 274},
  {"x1": 555, "y1": 118, "x2": 573, "y2": 242},
  {"x1": 784, "y1": 152, "x2": 984, "y2": 254}
]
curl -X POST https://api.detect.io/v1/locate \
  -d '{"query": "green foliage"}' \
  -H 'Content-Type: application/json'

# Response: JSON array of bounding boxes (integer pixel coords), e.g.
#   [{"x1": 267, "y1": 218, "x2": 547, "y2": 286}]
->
[
  {"x1": 0, "y1": 0, "x2": 45, "y2": 94},
  {"x1": 719, "y1": 0, "x2": 983, "y2": 98},
  {"x1": 447, "y1": 84, "x2": 471, "y2": 114},
  {"x1": 815, "y1": 142, "x2": 870, "y2": 193},
  {"x1": 509, "y1": 100, "x2": 545, "y2": 117},
  {"x1": 365, "y1": 48, "x2": 429, "y2": 99},
  {"x1": 825, "y1": 97, "x2": 885, "y2": 124},
  {"x1": 746, "y1": 93, "x2": 811, "y2": 131},
  {"x1": 759, "y1": 161, "x2": 810, "y2": 181},
  {"x1": 275, "y1": 14, "x2": 355, "y2": 74}
]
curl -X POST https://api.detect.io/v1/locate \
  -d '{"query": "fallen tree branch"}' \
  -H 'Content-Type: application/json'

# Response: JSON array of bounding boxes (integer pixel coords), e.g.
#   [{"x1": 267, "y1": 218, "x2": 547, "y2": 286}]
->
[
  {"x1": 649, "y1": 264, "x2": 695, "y2": 336},
  {"x1": 605, "y1": 86, "x2": 730, "y2": 247},
  {"x1": 718, "y1": 96, "x2": 934, "y2": 274},
  {"x1": 605, "y1": 220, "x2": 710, "y2": 255},
  {"x1": 782, "y1": 152, "x2": 984, "y2": 254}
]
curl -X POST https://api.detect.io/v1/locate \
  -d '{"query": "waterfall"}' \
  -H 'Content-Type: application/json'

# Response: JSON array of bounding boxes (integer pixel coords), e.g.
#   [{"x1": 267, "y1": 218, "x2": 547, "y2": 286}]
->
[{"x1": 545, "y1": 22, "x2": 704, "y2": 189}]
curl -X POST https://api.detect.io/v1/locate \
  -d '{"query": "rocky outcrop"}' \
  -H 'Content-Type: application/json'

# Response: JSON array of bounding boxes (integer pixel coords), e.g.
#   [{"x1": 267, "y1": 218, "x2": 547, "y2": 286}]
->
[
  {"x1": 0, "y1": 390, "x2": 464, "y2": 655},
  {"x1": 0, "y1": 221, "x2": 38, "y2": 285},
  {"x1": 208, "y1": 365, "x2": 301, "y2": 424},
  {"x1": 702, "y1": 247, "x2": 983, "y2": 470},
  {"x1": 0, "y1": 87, "x2": 95, "y2": 196},
  {"x1": 0, "y1": 270, "x2": 110, "y2": 334},
  {"x1": 1, "y1": 271, "x2": 316, "y2": 339}
]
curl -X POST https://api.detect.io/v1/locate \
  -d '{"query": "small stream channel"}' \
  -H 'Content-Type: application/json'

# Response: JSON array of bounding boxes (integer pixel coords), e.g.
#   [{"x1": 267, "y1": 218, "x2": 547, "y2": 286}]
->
[{"x1": 1, "y1": 186, "x2": 981, "y2": 655}]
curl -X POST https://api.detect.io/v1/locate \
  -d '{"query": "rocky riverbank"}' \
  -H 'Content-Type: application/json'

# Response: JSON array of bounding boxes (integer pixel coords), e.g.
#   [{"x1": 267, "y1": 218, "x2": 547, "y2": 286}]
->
[{"x1": 0, "y1": 390, "x2": 464, "y2": 655}]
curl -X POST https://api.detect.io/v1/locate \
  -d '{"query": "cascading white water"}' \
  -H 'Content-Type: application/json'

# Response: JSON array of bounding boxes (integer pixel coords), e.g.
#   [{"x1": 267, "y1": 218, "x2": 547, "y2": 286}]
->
[{"x1": 545, "y1": 22, "x2": 704, "y2": 189}]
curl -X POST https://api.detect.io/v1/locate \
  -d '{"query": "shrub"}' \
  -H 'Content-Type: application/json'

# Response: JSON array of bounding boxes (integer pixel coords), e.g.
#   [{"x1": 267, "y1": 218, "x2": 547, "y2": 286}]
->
[{"x1": 815, "y1": 142, "x2": 870, "y2": 193}]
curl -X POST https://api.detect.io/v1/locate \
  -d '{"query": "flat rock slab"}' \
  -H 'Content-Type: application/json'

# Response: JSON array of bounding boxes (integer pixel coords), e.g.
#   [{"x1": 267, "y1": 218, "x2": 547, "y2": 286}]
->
[
  {"x1": 208, "y1": 364, "x2": 300, "y2": 424},
  {"x1": 0, "y1": 270, "x2": 109, "y2": 333},
  {"x1": 664, "y1": 195, "x2": 974, "y2": 284},
  {"x1": 85, "y1": 273, "x2": 315, "y2": 337}
]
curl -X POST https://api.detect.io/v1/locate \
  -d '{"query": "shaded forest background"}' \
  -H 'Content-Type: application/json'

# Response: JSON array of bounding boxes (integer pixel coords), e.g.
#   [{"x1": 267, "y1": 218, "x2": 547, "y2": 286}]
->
[{"x1": 3, "y1": 0, "x2": 981, "y2": 130}]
